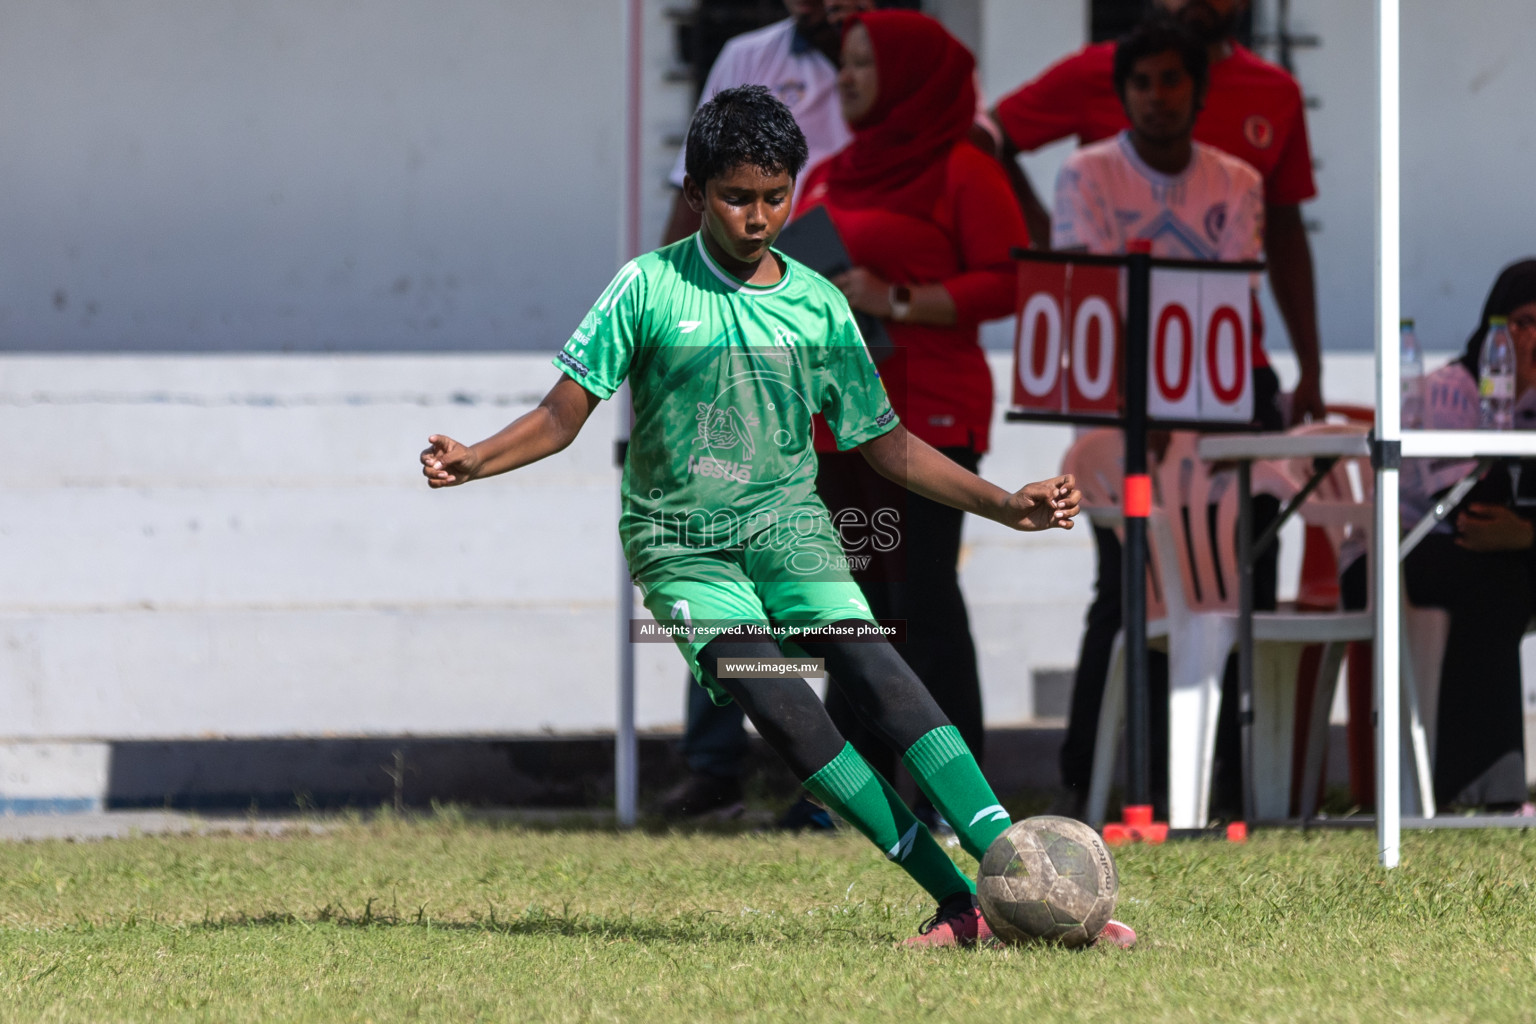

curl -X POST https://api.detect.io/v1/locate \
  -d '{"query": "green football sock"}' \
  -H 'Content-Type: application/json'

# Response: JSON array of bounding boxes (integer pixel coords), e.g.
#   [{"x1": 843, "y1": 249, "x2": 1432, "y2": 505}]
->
[
  {"x1": 902, "y1": 725, "x2": 1012, "y2": 863},
  {"x1": 803, "y1": 743, "x2": 973, "y2": 904}
]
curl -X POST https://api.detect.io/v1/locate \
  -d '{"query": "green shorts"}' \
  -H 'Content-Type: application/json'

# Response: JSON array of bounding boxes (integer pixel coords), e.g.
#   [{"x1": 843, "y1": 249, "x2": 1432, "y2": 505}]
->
[{"x1": 634, "y1": 516, "x2": 876, "y2": 705}]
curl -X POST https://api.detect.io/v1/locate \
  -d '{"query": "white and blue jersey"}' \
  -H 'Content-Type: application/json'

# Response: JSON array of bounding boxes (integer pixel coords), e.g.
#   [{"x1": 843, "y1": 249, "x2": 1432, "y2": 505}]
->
[{"x1": 1051, "y1": 132, "x2": 1264, "y2": 261}]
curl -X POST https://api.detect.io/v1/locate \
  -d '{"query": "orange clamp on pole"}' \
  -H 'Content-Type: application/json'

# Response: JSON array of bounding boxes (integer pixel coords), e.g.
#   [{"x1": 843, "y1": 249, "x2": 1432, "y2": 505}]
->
[{"x1": 1123, "y1": 473, "x2": 1152, "y2": 519}]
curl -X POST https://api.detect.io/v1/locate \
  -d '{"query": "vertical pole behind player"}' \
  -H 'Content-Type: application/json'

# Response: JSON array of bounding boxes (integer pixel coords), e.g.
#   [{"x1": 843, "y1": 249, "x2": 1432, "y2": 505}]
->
[
  {"x1": 616, "y1": 388, "x2": 637, "y2": 828},
  {"x1": 1373, "y1": 0, "x2": 1402, "y2": 869},
  {"x1": 1121, "y1": 242, "x2": 1154, "y2": 822},
  {"x1": 614, "y1": 0, "x2": 645, "y2": 828}
]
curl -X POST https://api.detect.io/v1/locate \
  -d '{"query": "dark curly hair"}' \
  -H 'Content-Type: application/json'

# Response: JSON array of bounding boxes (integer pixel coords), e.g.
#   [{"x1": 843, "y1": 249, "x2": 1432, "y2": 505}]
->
[
  {"x1": 1112, "y1": 16, "x2": 1210, "y2": 104},
  {"x1": 683, "y1": 85, "x2": 809, "y2": 188}
]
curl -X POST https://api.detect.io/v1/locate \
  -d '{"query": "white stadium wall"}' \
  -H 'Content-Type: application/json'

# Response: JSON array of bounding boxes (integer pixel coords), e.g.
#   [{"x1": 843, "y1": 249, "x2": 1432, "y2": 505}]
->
[
  {"x1": 2, "y1": 1, "x2": 1530, "y2": 356},
  {"x1": 0, "y1": 352, "x2": 1093, "y2": 740},
  {"x1": 2, "y1": 2, "x2": 1534, "y2": 758},
  {"x1": 0, "y1": 350, "x2": 1390, "y2": 743},
  {"x1": 0, "y1": 1, "x2": 628, "y2": 352}
]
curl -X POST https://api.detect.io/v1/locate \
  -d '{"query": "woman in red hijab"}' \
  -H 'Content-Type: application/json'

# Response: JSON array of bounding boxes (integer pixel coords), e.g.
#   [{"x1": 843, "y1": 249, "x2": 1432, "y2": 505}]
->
[{"x1": 794, "y1": 10, "x2": 1028, "y2": 814}]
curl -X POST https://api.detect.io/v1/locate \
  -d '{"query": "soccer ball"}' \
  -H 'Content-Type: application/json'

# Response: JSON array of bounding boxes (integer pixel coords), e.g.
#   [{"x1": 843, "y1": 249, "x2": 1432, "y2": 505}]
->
[{"x1": 976, "y1": 816, "x2": 1118, "y2": 948}]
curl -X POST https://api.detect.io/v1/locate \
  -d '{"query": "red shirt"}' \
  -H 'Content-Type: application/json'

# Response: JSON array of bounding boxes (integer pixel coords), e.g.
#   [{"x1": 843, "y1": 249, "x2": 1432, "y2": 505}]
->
[
  {"x1": 797, "y1": 142, "x2": 1028, "y2": 453},
  {"x1": 994, "y1": 42, "x2": 1316, "y2": 206}
]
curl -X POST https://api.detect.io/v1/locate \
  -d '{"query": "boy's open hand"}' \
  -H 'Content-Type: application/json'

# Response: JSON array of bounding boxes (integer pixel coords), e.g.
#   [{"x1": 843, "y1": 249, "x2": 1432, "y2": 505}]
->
[
  {"x1": 998, "y1": 475, "x2": 1080, "y2": 532},
  {"x1": 421, "y1": 435, "x2": 481, "y2": 488}
]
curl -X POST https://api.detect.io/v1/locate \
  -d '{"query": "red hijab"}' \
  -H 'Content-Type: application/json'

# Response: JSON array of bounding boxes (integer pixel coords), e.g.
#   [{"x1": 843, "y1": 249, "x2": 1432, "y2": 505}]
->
[{"x1": 823, "y1": 11, "x2": 977, "y2": 214}]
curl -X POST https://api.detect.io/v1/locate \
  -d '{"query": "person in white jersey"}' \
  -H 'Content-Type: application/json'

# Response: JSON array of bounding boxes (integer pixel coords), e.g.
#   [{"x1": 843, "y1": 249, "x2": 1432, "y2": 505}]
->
[
  {"x1": 1050, "y1": 16, "x2": 1278, "y2": 823},
  {"x1": 659, "y1": 1, "x2": 873, "y2": 248},
  {"x1": 1053, "y1": 32, "x2": 1262, "y2": 262}
]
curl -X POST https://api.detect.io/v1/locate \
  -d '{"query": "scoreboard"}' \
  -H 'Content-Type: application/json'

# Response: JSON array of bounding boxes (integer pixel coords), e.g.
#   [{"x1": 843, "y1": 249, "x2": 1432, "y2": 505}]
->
[{"x1": 1010, "y1": 256, "x2": 1260, "y2": 425}]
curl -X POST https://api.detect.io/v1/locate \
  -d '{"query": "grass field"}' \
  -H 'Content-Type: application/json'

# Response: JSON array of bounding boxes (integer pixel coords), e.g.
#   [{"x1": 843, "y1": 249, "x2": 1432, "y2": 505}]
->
[{"x1": 1, "y1": 811, "x2": 1534, "y2": 1023}]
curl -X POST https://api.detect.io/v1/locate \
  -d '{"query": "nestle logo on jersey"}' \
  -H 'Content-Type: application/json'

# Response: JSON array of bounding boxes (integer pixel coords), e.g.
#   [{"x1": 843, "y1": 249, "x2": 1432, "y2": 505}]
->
[
  {"x1": 687, "y1": 454, "x2": 751, "y2": 483},
  {"x1": 572, "y1": 310, "x2": 603, "y2": 345}
]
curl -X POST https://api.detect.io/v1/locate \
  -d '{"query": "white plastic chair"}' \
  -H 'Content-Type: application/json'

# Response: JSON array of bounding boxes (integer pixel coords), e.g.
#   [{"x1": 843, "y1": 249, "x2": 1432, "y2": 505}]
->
[
  {"x1": 1087, "y1": 431, "x2": 1380, "y2": 828},
  {"x1": 1400, "y1": 603, "x2": 1449, "y2": 781},
  {"x1": 1157, "y1": 431, "x2": 1386, "y2": 826}
]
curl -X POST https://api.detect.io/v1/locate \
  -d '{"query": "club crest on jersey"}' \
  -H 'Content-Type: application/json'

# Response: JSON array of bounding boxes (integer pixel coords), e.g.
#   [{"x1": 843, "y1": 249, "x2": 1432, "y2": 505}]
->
[
  {"x1": 774, "y1": 79, "x2": 806, "y2": 107},
  {"x1": 1243, "y1": 114, "x2": 1275, "y2": 150},
  {"x1": 1204, "y1": 201, "x2": 1229, "y2": 242},
  {"x1": 695, "y1": 403, "x2": 757, "y2": 457}
]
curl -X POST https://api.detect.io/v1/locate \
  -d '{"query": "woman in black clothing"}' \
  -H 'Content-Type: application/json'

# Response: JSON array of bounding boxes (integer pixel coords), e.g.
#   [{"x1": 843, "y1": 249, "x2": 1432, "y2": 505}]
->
[{"x1": 1401, "y1": 259, "x2": 1536, "y2": 810}]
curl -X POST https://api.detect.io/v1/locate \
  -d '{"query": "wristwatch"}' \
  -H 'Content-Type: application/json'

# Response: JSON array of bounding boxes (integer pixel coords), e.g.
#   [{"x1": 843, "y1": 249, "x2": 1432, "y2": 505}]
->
[{"x1": 889, "y1": 284, "x2": 912, "y2": 322}]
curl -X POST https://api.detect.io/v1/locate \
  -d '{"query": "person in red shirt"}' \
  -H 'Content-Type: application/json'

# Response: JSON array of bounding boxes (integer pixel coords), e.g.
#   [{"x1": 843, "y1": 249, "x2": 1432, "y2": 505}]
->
[
  {"x1": 990, "y1": 0, "x2": 1325, "y2": 425},
  {"x1": 790, "y1": 10, "x2": 1030, "y2": 821}
]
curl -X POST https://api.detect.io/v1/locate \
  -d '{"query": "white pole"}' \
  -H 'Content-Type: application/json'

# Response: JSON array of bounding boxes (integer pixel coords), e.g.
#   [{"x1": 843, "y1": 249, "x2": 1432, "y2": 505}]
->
[
  {"x1": 616, "y1": 487, "x2": 637, "y2": 827},
  {"x1": 614, "y1": 0, "x2": 644, "y2": 828},
  {"x1": 1373, "y1": 0, "x2": 1402, "y2": 869},
  {"x1": 615, "y1": 385, "x2": 637, "y2": 827}
]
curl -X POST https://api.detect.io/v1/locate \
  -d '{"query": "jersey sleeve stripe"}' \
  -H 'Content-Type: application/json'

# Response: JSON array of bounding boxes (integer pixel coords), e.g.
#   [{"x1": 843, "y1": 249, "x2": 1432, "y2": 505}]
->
[{"x1": 597, "y1": 263, "x2": 643, "y2": 313}]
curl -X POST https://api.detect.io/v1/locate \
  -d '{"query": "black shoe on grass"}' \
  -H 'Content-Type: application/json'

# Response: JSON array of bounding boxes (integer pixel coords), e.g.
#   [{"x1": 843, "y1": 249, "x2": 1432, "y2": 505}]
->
[
  {"x1": 658, "y1": 773, "x2": 744, "y2": 820},
  {"x1": 773, "y1": 795, "x2": 836, "y2": 832}
]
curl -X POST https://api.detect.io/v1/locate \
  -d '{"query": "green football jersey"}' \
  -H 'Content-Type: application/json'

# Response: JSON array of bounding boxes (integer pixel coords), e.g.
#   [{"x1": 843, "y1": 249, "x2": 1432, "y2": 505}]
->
[{"x1": 553, "y1": 233, "x2": 897, "y2": 579}]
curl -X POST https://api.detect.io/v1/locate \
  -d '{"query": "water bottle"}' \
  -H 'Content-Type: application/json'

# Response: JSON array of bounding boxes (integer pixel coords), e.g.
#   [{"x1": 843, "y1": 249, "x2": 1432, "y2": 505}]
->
[
  {"x1": 1400, "y1": 318, "x2": 1424, "y2": 429},
  {"x1": 1479, "y1": 316, "x2": 1515, "y2": 430}
]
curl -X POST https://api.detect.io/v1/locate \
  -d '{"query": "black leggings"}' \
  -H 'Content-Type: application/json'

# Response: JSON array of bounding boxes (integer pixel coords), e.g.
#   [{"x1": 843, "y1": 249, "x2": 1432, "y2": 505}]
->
[
  {"x1": 1401, "y1": 535, "x2": 1532, "y2": 807},
  {"x1": 700, "y1": 623, "x2": 951, "y2": 781},
  {"x1": 814, "y1": 447, "x2": 985, "y2": 782}
]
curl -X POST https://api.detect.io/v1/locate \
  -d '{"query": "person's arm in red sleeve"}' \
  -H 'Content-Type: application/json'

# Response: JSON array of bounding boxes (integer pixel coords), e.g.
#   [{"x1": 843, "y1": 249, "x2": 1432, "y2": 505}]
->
[
  {"x1": 1263, "y1": 89, "x2": 1324, "y2": 423},
  {"x1": 801, "y1": 165, "x2": 942, "y2": 324},
  {"x1": 993, "y1": 133, "x2": 1052, "y2": 251},
  {"x1": 990, "y1": 50, "x2": 1096, "y2": 247},
  {"x1": 1263, "y1": 84, "x2": 1318, "y2": 208},
  {"x1": 939, "y1": 150, "x2": 1031, "y2": 325},
  {"x1": 992, "y1": 52, "x2": 1094, "y2": 155},
  {"x1": 834, "y1": 152, "x2": 1028, "y2": 328},
  {"x1": 829, "y1": 153, "x2": 1032, "y2": 328}
]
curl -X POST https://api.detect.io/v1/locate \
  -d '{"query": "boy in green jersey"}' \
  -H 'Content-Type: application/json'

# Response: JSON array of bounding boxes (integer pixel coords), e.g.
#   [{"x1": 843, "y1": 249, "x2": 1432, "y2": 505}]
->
[{"x1": 422, "y1": 86, "x2": 1132, "y2": 950}]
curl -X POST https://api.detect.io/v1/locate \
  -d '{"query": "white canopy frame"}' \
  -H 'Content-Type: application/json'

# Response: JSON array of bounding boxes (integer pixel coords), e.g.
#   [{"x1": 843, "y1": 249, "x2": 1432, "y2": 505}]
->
[
  {"x1": 1372, "y1": 0, "x2": 1403, "y2": 868},
  {"x1": 1373, "y1": 0, "x2": 1536, "y2": 866}
]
